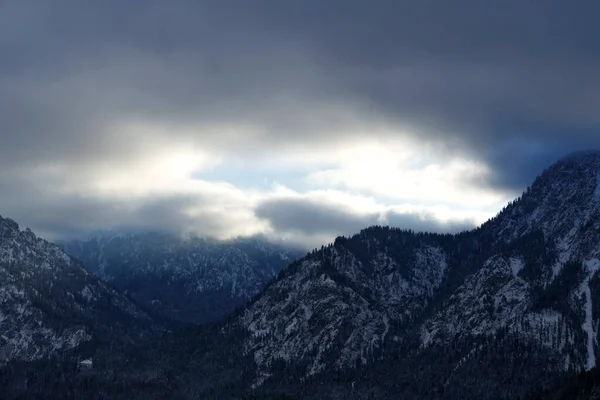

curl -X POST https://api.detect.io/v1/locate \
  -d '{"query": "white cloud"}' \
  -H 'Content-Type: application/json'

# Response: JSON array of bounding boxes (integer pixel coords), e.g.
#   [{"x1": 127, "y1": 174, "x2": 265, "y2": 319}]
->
[
  {"x1": 305, "y1": 139, "x2": 510, "y2": 209},
  {"x1": 1, "y1": 120, "x2": 514, "y2": 249}
]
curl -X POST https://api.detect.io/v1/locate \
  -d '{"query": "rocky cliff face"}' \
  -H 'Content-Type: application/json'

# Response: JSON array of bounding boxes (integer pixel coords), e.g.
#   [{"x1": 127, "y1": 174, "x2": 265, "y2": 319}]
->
[
  {"x1": 0, "y1": 216, "x2": 155, "y2": 366},
  {"x1": 240, "y1": 232, "x2": 450, "y2": 381}
]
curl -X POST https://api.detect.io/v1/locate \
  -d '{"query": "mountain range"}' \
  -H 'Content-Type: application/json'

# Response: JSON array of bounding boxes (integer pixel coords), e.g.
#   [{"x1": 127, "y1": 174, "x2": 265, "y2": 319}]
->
[
  {"x1": 1, "y1": 151, "x2": 600, "y2": 399},
  {"x1": 60, "y1": 233, "x2": 302, "y2": 324}
]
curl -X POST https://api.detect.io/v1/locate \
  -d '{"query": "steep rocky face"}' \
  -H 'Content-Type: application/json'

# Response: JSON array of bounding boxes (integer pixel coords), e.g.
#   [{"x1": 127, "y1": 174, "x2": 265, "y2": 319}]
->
[
  {"x1": 0, "y1": 216, "x2": 155, "y2": 366},
  {"x1": 488, "y1": 150, "x2": 600, "y2": 256},
  {"x1": 240, "y1": 232, "x2": 450, "y2": 381},
  {"x1": 224, "y1": 151, "x2": 600, "y2": 398},
  {"x1": 61, "y1": 233, "x2": 302, "y2": 324}
]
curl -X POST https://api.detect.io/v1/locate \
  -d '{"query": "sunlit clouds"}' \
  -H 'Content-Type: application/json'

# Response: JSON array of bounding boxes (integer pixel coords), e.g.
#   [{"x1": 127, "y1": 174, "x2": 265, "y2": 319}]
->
[{"x1": 3, "y1": 121, "x2": 510, "y2": 248}]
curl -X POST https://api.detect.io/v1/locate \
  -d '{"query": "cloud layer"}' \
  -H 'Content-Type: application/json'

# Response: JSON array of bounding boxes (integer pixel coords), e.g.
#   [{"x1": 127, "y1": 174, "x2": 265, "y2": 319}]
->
[{"x1": 1, "y1": 1, "x2": 599, "y2": 248}]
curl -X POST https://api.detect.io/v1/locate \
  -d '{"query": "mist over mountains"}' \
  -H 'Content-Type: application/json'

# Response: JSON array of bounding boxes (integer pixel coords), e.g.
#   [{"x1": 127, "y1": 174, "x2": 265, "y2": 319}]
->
[{"x1": 59, "y1": 232, "x2": 302, "y2": 324}]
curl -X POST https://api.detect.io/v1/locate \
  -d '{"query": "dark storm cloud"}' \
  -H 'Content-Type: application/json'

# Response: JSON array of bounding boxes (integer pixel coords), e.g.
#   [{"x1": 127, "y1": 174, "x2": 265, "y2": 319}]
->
[
  {"x1": 216, "y1": 0, "x2": 600, "y2": 184},
  {"x1": 255, "y1": 197, "x2": 476, "y2": 238},
  {"x1": 223, "y1": 0, "x2": 600, "y2": 189},
  {"x1": 3, "y1": 2, "x2": 600, "y2": 154},
  {"x1": 1, "y1": 0, "x2": 600, "y2": 238}
]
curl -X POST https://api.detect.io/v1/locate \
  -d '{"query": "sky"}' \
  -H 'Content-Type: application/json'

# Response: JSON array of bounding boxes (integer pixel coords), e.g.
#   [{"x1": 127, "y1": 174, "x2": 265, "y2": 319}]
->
[{"x1": 1, "y1": 1, "x2": 600, "y2": 249}]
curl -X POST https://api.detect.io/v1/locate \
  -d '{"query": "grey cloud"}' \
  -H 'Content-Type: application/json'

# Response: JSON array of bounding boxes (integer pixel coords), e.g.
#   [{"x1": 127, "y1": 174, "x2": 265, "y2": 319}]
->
[
  {"x1": 255, "y1": 197, "x2": 477, "y2": 240},
  {"x1": 0, "y1": 172, "x2": 238, "y2": 241},
  {"x1": 2, "y1": 0, "x2": 599, "y2": 169},
  {"x1": 255, "y1": 197, "x2": 379, "y2": 237}
]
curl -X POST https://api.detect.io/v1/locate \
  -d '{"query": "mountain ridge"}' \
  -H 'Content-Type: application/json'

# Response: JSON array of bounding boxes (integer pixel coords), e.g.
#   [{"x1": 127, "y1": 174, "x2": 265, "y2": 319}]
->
[
  {"x1": 0, "y1": 215, "x2": 159, "y2": 367},
  {"x1": 60, "y1": 231, "x2": 304, "y2": 324}
]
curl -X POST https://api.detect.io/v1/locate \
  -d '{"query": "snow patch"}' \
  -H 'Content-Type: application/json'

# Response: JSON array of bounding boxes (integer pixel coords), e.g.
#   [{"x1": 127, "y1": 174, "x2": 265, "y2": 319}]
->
[
  {"x1": 250, "y1": 372, "x2": 272, "y2": 389},
  {"x1": 580, "y1": 260, "x2": 599, "y2": 370},
  {"x1": 80, "y1": 285, "x2": 94, "y2": 302},
  {"x1": 381, "y1": 314, "x2": 389, "y2": 343},
  {"x1": 553, "y1": 228, "x2": 578, "y2": 277},
  {"x1": 595, "y1": 169, "x2": 600, "y2": 201},
  {"x1": 586, "y1": 258, "x2": 600, "y2": 273},
  {"x1": 509, "y1": 258, "x2": 524, "y2": 278},
  {"x1": 581, "y1": 281, "x2": 596, "y2": 370}
]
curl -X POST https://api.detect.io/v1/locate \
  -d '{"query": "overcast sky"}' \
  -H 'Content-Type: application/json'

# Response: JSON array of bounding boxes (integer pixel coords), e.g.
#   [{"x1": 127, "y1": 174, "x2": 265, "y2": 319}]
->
[{"x1": 2, "y1": 0, "x2": 600, "y2": 249}]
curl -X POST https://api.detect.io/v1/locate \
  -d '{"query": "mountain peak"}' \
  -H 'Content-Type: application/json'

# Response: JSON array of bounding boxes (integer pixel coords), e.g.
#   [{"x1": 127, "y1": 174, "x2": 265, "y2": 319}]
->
[
  {"x1": 533, "y1": 150, "x2": 600, "y2": 189},
  {"x1": 487, "y1": 149, "x2": 600, "y2": 248},
  {"x1": 523, "y1": 149, "x2": 600, "y2": 203}
]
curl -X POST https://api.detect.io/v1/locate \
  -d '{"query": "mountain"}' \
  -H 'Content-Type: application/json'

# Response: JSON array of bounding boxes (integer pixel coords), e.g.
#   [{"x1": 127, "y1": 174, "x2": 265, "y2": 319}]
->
[
  {"x1": 3, "y1": 151, "x2": 600, "y2": 399},
  {"x1": 60, "y1": 233, "x2": 303, "y2": 324},
  {"x1": 186, "y1": 150, "x2": 600, "y2": 399},
  {"x1": 0, "y1": 216, "x2": 158, "y2": 368},
  {"x1": 421, "y1": 151, "x2": 600, "y2": 366}
]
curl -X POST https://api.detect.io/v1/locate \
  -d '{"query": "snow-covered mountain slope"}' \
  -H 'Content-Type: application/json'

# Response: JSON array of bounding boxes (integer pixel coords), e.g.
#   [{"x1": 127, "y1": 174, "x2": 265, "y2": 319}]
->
[
  {"x1": 0, "y1": 216, "x2": 155, "y2": 366},
  {"x1": 241, "y1": 233, "x2": 449, "y2": 379},
  {"x1": 60, "y1": 233, "x2": 302, "y2": 323},
  {"x1": 487, "y1": 150, "x2": 600, "y2": 258},
  {"x1": 215, "y1": 151, "x2": 600, "y2": 398},
  {"x1": 421, "y1": 151, "x2": 600, "y2": 372}
]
